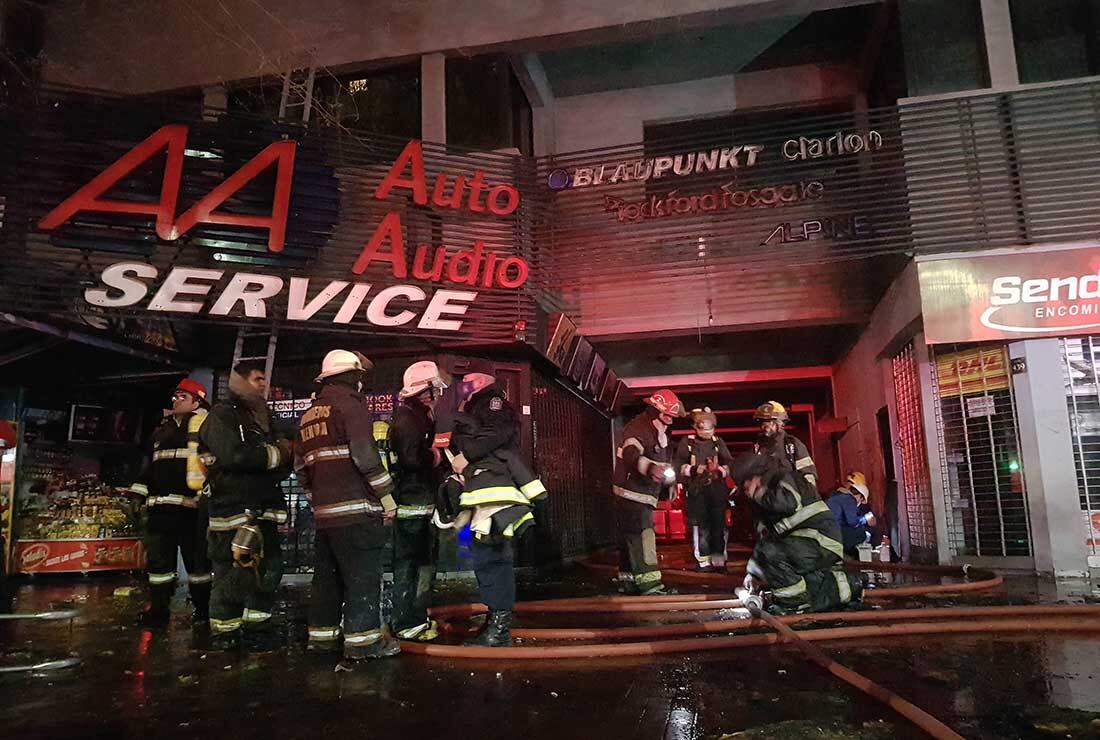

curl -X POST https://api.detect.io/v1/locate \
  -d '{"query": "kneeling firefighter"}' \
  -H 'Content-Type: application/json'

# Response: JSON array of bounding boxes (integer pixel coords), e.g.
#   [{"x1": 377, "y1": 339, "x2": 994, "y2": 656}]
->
[
  {"x1": 200, "y1": 362, "x2": 293, "y2": 647},
  {"x1": 674, "y1": 407, "x2": 733, "y2": 572},
  {"x1": 730, "y1": 452, "x2": 862, "y2": 615},
  {"x1": 446, "y1": 367, "x2": 547, "y2": 648},
  {"x1": 754, "y1": 401, "x2": 817, "y2": 487},
  {"x1": 388, "y1": 360, "x2": 448, "y2": 642},
  {"x1": 613, "y1": 389, "x2": 686, "y2": 595},
  {"x1": 297, "y1": 350, "x2": 401, "y2": 660}
]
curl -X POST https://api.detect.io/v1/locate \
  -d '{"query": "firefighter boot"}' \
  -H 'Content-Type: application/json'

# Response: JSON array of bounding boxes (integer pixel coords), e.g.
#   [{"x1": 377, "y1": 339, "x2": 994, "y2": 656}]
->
[
  {"x1": 190, "y1": 582, "x2": 211, "y2": 624},
  {"x1": 345, "y1": 635, "x2": 402, "y2": 661},
  {"x1": 137, "y1": 583, "x2": 172, "y2": 628},
  {"x1": 465, "y1": 610, "x2": 513, "y2": 647}
]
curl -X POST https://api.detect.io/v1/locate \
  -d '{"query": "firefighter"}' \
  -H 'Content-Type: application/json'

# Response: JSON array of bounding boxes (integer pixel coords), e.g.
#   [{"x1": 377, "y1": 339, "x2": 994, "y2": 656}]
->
[
  {"x1": 132, "y1": 378, "x2": 213, "y2": 628},
  {"x1": 297, "y1": 350, "x2": 401, "y2": 662},
  {"x1": 613, "y1": 389, "x2": 686, "y2": 595},
  {"x1": 753, "y1": 401, "x2": 817, "y2": 487},
  {"x1": 827, "y1": 471, "x2": 876, "y2": 558},
  {"x1": 731, "y1": 452, "x2": 862, "y2": 615},
  {"x1": 449, "y1": 368, "x2": 546, "y2": 648},
  {"x1": 200, "y1": 361, "x2": 293, "y2": 649},
  {"x1": 388, "y1": 360, "x2": 448, "y2": 642},
  {"x1": 674, "y1": 407, "x2": 733, "y2": 572}
]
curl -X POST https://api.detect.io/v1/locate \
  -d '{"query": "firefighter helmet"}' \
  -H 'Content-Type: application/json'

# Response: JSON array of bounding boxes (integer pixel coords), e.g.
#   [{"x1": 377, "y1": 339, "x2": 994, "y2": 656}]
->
[
  {"x1": 645, "y1": 389, "x2": 687, "y2": 418},
  {"x1": 174, "y1": 378, "x2": 209, "y2": 407},
  {"x1": 315, "y1": 349, "x2": 362, "y2": 382},
  {"x1": 690, "y1": 407, "x2": 717, "y2": 427},
  {"x1": 400, "y1": 360, "x2": 447, "y2": 399},
  {"x1": 846, "y1": 471, "x2": 870, "y2": 498},
  {"x1": 753, "y1": 401, "x2": 789, "y2": 422}
]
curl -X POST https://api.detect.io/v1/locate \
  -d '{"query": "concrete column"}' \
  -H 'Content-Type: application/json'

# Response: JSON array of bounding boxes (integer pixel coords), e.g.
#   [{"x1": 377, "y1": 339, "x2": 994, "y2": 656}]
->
[
  {"x1": 421, "y1": 53, "x2": 446, "y2": 145},
  {"x1": 980, "y1": 0, "x2": 1020, "y2": 87},
  {"x1": 1009, "y1": 339, "x2": 1089, "y2": 577},
  {"x1": 914, "y1": 334, "x2": 954, "y2": 565}
]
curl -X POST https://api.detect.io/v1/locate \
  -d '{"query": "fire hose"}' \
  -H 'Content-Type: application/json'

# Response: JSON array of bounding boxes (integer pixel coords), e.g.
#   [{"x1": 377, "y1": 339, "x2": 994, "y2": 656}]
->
[
  {"x1": 0, "y1": 608, "x2": 81, "y2": 674},
  {"x1": 402, "y1": 559, "x2": 1097, "y2": 739},
  {"x1": 735, "y1": 586, "x2": 964, "y2": 740}
]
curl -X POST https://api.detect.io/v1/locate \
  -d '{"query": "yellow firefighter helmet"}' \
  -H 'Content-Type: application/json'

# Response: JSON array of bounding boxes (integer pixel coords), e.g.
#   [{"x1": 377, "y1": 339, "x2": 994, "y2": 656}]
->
[{"x1": 753, "y1": 401, "x2": 788, "y2": 422}]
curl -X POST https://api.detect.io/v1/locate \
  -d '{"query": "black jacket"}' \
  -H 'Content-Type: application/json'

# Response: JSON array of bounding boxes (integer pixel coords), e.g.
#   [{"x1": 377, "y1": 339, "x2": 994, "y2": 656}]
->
[
  {"x1": 750, "y1": 468, "x2": 840, "y2": 548},
  {"x1": 200, "y1": 392, "x2": 290, "y2": 531},
  {"x1": 755, "y1": 431, "x2": 817, "y2": 487},
  {"x1": 613, "y1": 409, "x2": 673, "y2": 509},
  {"x1": 133, "y1": 411, "x2": 206, "y2": 509},
  {"x1": 388, "y1": 398, "x2": 439, "y2": 518},
  {"x1": 452, "y1": 386, "x2": 544, "y2": 508}
]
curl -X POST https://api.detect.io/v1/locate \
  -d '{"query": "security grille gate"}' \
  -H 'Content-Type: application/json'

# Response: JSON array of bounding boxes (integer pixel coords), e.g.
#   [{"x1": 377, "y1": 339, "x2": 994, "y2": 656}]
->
[
  {"x1": 1060, "y1": 336, "x2": 1100, "y2": 562},
  {"x1": 891, "y1": 341, "x2": 938, "y2": 562},
  {"x1": 930, "y1": 345, "x2": 1031, "y2": 558}
]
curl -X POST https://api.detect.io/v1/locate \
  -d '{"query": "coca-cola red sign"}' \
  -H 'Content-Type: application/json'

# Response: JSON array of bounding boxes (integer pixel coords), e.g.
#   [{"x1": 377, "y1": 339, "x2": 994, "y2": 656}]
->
[{"x1": 919, "y1": 245, "x2": 1100, "y2": 344}]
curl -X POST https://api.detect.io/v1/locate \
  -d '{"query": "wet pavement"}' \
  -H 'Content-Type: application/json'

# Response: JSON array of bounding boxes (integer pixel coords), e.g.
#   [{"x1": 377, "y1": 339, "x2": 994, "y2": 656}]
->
[{"x1": 2, "y1": 566, "x2": 1099, "y2": 740}]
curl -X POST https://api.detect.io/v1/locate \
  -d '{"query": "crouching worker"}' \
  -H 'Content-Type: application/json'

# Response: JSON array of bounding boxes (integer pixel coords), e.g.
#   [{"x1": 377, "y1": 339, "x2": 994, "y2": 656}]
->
[
  {"x1": 730, "y1": 452, "x2": 862, "y2": 615},
  {"x1": 297, "y1": 350, "x2": 400, "y2": 663},
  {"x1": 445, "y1": 369, "x2": 547, "y2": 648}
]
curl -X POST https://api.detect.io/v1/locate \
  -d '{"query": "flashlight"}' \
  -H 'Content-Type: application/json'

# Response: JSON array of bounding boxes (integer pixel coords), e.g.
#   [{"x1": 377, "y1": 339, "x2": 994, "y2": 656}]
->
[{"x1": 662, "y1": 465, "x2": 676, "y2": 483}]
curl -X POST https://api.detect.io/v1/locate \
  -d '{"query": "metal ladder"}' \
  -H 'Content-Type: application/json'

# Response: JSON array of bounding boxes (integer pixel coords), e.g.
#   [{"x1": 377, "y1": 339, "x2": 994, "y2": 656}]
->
[
  {"x1": 231, "y1": 329, "x2": 278, "y2": 400},
  {"x1": 225, "y1": 66, "x2": 314, "y2": 400},
  {"x1": 278, "y1": 66, "x2": 317, "y2": 124}
]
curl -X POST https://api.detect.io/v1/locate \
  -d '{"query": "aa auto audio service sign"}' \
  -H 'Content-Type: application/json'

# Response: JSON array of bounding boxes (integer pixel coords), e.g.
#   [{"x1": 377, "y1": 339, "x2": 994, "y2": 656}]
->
[{"x1": 919, "y1": 245, "x2": 1100, "y2": 343}]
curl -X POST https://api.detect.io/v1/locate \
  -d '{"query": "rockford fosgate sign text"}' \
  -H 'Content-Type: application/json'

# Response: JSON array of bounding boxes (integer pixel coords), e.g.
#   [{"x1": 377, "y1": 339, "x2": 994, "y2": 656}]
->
[
  {"x1": 918, "y1": 247, "x2": 1100, "y2": 344},
  {"x1": 37, "y1": 128, "x2": 529, "y2": 333}
]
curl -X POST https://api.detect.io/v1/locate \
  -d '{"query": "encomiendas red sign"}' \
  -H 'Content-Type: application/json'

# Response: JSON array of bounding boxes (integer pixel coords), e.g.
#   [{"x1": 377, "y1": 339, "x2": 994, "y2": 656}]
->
[
  {"x1": 38, "y1": 131, "x2": 530, "y2": 333},
  {"x1": 919, "y1": 245, "x2": 1100, "y2": 343}
]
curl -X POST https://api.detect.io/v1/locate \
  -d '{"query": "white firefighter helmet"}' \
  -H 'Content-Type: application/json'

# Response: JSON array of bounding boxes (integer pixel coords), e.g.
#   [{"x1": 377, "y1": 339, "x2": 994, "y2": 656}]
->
[
  {"x1": 315, "y1": 349, "x2": 363, "y2": 382},
  {"x1": 400, "y1": 360, "x2": 447, "y2": 399}
]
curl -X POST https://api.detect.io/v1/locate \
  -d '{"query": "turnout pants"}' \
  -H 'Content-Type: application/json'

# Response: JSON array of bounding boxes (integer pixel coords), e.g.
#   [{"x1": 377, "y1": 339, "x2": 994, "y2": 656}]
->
[
  {"x1": 145, "y1": 502, "x2": 212, "y2": 618},
  {"x1": 392, "y1": 516, "x2": 437, "y2": 638},
  {"x1": 308, "y1": 518, "x2": 387, "y2": 658},
  {"x1": 688, "y1": 487, "x2": 729, "y2": 569},
  {"x1": 471, "y1": 538, "x2": 515, "y2": 612},
  {"x1": 748, "y1": 532, "x2": 861, "y2": 613},
  {"x1": 208, "y1": 520, "x2": 283, "y2": 635},
  {"x1": 614, "y1": 497, "x2": 663, "y2": 594}
]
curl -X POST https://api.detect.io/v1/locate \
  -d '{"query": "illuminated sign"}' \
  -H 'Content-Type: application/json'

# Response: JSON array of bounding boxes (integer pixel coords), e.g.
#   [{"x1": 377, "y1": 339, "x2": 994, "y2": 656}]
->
[
  {"x1": 783, "y1": 130, "x2": 883, "y2": 161},
  {"x1": 760, "y1": 215, "x2": 872, "y2": 246},
  {"x1": 547, "y1": 144, "x2": 764, "y2": 190},
  {"x1": 919, "y1": 245, "x2": 1100, "y2": 343},
  {"x1": 39, "y1": 134, "x2": 530, "y2": 333},
  {"x1": 604, "y1": 180, "x2": 824, "y2": 223}
]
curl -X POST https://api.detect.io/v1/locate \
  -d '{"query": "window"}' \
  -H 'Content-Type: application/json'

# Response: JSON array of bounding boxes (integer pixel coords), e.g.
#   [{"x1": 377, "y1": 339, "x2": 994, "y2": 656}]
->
[
  {"x1": 446, "y1": 55, "x2": 533, "y2": 154},
  {"x1": 1011, "y1": 0, "x2": 1100, "y2": 83},
  {"x1": 322, "y1": 64, "x2": 421, "y2": 139}
]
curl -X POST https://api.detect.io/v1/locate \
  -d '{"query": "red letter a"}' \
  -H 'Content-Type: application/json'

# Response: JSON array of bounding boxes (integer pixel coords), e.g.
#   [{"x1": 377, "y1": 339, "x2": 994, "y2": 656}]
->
[
  {"x1": 38, "y1": 124, "x2": 187, "y2": 240},
  {"x1": 172, "y1": 140, "x2": 297, "y2": 253},
  {"x1": 374, "y1": 140, "x2": 428, "y2": 205},
  {"x1": 352, "y1": 211, "x2": 408, "y2": 277}
]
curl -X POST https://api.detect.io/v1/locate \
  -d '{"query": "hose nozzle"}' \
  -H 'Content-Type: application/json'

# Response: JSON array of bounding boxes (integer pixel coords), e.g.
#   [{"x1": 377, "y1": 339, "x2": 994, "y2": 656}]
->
[{"x1": 735, "y1": 587, "x2": 765, "y2": 616}]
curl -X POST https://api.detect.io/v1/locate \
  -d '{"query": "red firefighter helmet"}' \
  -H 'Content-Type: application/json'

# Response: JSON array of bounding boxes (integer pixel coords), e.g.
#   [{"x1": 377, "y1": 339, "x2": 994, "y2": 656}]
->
[
  {"x1": 645, "y1": 389, "x2": 687, "y2": 418},
  {"x1": 175, "y1": 378, "x2": 209, "y2": 407}
]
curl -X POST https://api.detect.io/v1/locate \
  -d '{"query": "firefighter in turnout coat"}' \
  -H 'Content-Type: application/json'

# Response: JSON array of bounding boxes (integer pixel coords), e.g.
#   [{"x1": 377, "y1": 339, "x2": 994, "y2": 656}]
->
[
  {"x1": 674, "y1": 407, "x2": 734, "y2": 572},
  {"x1": 449, "y1": 370, "x2": 547, "y2": 647},
  {"x1": 132, "y1": 378, "x2": 213, "y2": 627},
  {"x1": 731, "y1": 452, "x2": 862, "y2": 615},
  {"x1": 388, "y1": 360, "x2": 448, "y2": 642},
  {"x1": 613, "y1": 389, "x2": 686, "y2": 595},
  {"x1": 297, "y1": 350, "x2": 402, "y2": 661},
  {"x1": 199, "y1": 362, "x2": 293, "y2": 648},
  {"x1": 753, "y1": 401, "x2": 817, "y2": 487}
]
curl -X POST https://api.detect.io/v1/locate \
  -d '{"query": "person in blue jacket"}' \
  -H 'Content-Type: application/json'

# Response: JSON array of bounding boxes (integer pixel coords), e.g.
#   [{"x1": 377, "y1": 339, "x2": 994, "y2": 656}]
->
[{"x1": 826, "y1": 471, "x2": 876, "y2": 558}]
